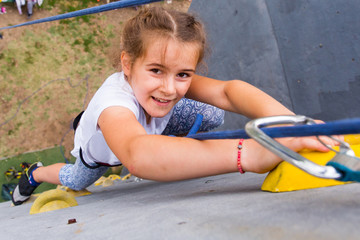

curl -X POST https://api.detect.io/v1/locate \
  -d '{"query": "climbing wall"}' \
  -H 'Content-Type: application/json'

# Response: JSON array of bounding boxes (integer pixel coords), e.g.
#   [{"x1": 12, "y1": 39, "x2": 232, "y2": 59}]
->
[{"x1": 190, "y1": 0, "x2": 360, "y2": 130}]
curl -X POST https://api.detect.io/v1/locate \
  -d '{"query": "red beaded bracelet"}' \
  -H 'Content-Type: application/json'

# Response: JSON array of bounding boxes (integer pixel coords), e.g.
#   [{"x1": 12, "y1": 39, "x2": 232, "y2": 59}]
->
[{"x1": 237, "y1": 139, "x2": 245, "y2": 174}]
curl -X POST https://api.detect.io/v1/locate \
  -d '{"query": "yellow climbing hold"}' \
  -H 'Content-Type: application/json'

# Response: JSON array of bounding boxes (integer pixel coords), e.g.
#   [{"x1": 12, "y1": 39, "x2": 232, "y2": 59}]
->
[
  {"x1": 108, "y1": 174, "x2": 122, "y2": 181},
  {"x1": 121, "y1": 173, "x2": 131, "y2": 180},
  {"x1": 30, "y1": 189, "x2": 78, "y2": 214},
  {"x1": 94, "y1": 174, "x2": 128, "y2": 187},
  {"x1": 94, "y1": 176, "x2": 114, "y2": 187},
  {"x1": 94, "y1": 176, "x2": 106, "y2": 186},
  {"x1": 344, "y1": 134, "x2": 360, "y2": 145},
  {"x1": 261, "y1": 134, "x2": 360, "y2": 192},
  {"x1": 56, "y1": 185, "x2": 92, "y2": 197}
]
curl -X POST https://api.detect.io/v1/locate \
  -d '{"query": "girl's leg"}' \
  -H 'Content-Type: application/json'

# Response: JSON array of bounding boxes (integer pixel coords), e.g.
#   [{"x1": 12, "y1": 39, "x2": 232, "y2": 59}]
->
[
  {"x1": 32, "y1": 163, "x2": 66, "y2": 185},
  {"x1": 32, "y1": 160, "x2": 108, "y2": 188},
  {"x1": 58, "y1": 158, "x2": 108, "y2": 191},
  {"x1": 12, "y1": 159, "x2": 107, "y2": 205},
  {"x1": 162, "y1": 98, "x2": 225, "y2": 136}
]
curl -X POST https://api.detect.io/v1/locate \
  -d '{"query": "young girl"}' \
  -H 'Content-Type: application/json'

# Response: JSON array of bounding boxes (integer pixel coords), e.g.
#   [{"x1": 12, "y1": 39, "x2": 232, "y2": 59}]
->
[{"x1": 12, "y1": 7, "x2": 332, "y2": 205}]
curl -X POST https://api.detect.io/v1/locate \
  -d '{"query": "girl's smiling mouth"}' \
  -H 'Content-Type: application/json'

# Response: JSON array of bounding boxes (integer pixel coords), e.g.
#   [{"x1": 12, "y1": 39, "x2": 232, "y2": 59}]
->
[{"x1": 152, "y1": 96, "x2": 172, "y2": 104}]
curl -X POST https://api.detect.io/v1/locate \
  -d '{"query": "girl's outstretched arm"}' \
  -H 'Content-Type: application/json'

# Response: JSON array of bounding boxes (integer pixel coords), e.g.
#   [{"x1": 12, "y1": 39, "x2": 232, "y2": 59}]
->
[
  {"x1": 98, "y1": 106, "x2": 329, "y2": 181},
  {"x1": 186, "y1": 75, "x2": 294, "y2": 118}
]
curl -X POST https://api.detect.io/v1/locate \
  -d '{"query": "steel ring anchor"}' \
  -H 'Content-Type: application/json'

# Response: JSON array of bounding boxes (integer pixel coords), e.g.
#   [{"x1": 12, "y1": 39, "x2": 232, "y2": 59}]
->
[{"x1": 244, "y1": 115, "x2": 356, "y2": 180}]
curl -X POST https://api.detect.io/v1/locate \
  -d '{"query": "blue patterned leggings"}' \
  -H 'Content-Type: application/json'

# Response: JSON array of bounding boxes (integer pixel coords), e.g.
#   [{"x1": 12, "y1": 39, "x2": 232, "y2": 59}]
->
[{"x1": 59, "y1": 98, "x2": 225, "y2": 190}]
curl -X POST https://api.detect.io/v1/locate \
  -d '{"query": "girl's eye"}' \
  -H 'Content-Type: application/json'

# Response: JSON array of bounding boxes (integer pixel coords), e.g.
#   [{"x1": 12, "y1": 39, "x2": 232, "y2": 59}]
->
[
  {"x1": 150, "y1": 68, "x2": 161, "y2": 74},
  {"x1": 177, "y1": 72, "x2": 190, "y2": 78}
]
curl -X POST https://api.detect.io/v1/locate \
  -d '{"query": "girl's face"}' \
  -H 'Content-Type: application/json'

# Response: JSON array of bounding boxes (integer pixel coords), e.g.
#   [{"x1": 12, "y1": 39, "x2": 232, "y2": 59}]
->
[{"x1": 122, "y1": 38, "x2": 199, "y2": 122}]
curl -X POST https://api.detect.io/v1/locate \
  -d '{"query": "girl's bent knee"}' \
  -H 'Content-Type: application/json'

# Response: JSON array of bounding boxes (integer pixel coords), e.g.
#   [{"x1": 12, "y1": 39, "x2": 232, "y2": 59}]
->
[{"x1": 58, "y1": 163, "x2": 107, "y2": 191}]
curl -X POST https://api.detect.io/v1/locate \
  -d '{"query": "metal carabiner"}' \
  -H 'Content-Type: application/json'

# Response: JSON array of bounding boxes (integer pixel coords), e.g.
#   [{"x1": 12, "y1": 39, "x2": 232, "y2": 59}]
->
[
  {"x1": 319, "y1": 135, "x2": 360, "y2": 175},
  {"x1": 245, "y1": 115, "x2": 343, "y2": 179}
]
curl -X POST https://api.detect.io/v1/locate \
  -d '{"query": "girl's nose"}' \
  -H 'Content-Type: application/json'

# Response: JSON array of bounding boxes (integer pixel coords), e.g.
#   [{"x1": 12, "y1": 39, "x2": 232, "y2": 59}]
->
[{"x1": 161, "y1": 76, "x2": 176, "y2": 95}]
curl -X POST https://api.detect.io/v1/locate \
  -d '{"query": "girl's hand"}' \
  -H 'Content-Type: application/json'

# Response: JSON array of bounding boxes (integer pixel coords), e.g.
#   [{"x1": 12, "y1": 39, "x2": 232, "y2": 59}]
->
[
  {"x1": 313, "y1": 119, "x2": 344, "y2": 143},
  {"x1": 241, "y1": 135, "x2": 340, "y2": 174}
]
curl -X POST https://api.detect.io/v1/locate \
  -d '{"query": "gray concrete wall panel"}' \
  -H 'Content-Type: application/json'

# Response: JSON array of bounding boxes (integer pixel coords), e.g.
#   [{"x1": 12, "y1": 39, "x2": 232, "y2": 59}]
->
[
  {"x1": 190, "y1": 0, "x2": 292, "y2": 130},
  {"x1": 266, "y1": 0, "x2": 360, "y2": 120},
  {"x1": 190, "y1": 0, "x2": 360, "y2": 130}
]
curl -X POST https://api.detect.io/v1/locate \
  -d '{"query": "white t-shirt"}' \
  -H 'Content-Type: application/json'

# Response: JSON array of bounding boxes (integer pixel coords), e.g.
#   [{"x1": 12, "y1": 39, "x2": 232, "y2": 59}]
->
[{"x1": 71, "y1": 72, "x2": 173, "y2": 166}]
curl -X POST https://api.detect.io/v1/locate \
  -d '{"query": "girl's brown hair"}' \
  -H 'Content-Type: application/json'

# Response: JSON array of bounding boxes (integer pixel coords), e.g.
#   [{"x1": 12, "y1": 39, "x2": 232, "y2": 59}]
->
[{"x1": 113, "y1": 7, "x2": 207, "y2": 69}]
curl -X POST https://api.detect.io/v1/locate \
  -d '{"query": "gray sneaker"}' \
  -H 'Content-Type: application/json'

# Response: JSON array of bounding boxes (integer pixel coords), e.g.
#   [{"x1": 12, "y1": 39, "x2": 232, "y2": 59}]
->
[{"x1": 11, "y1": 162, "x2": 43, "y2": 206}]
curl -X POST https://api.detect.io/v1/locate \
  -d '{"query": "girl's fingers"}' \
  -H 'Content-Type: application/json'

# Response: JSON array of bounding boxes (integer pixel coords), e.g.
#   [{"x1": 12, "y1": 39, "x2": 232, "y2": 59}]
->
[
  {"x1": 245, "y1": 134, "x2": 345, "y2": 173},
  {"x1": 317, "y1": 135, "x2": 345, "y2": 147},
  {"x1": 277, "y1": 136, "x2": 330, "y2": 153}
]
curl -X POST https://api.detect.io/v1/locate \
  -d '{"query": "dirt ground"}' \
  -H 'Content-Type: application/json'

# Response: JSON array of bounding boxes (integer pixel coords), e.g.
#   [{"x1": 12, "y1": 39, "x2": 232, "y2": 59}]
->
[{"x1": 0, "y1": 0, "x2": 191, "y2": 160}]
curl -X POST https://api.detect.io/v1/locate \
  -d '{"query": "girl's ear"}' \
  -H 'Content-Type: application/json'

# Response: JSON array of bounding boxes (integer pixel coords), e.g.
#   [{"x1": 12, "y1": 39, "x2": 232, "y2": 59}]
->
[{"x1": 121, "y1": 51, "x2": 132, "y2": 76}]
